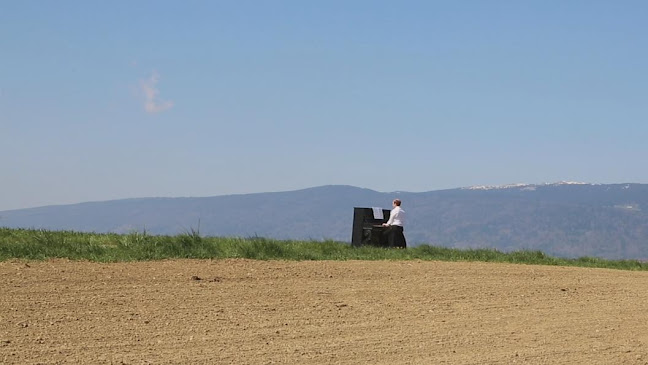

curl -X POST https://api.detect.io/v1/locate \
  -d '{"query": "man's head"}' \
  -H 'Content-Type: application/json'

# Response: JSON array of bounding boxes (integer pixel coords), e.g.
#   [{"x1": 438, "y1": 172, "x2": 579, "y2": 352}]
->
[{"x1": 393, "y1": 199, "x2": 401, "y2": 207}]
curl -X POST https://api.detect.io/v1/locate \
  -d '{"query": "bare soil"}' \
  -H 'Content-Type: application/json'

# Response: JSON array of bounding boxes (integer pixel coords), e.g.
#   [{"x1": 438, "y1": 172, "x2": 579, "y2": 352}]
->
[{"x1": 1, "y1": 259, "x2": 648, "y2": 364}]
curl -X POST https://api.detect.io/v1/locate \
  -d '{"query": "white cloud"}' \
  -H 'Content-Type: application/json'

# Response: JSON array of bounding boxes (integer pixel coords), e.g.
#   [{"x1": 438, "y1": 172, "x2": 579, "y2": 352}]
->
[{"x1": 140, "y1": 71, "x2": 174, "y2": 114}]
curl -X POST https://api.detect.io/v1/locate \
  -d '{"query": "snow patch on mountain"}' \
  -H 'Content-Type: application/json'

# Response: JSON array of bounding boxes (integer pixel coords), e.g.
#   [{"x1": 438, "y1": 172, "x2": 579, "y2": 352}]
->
[{"x1": 463, "y1": 181, "x2": 590, "y2": 191}]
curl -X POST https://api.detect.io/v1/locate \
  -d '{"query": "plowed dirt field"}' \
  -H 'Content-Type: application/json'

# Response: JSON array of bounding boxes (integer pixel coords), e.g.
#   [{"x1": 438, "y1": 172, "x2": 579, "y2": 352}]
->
[{"x1": 1, "y1": 259, "x2": 648, "y2": 364}]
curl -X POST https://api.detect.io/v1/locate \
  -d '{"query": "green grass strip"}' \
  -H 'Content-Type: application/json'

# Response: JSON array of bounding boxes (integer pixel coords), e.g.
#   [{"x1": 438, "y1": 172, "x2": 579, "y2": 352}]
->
[{"x1": 0, "y1": 227, "x2": 646, "y2": 271}]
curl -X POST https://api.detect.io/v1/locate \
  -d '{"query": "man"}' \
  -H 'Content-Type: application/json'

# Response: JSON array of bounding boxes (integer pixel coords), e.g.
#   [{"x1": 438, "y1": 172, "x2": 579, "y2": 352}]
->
[{"x1": 382, "y1": 199, "x2": 406, "y2": 248}]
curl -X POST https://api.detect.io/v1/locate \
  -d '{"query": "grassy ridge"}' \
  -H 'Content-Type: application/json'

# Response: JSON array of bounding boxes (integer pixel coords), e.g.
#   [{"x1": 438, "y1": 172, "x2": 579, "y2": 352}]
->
[{"x1": 1, "y1": 228, "x2": 646, "y2": 271}]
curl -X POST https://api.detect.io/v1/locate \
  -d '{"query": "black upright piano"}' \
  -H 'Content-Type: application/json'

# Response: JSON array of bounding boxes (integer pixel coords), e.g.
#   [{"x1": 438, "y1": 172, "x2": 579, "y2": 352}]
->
[{"x1": 351, "y1": 207, "x2": 391, "y2": 247}]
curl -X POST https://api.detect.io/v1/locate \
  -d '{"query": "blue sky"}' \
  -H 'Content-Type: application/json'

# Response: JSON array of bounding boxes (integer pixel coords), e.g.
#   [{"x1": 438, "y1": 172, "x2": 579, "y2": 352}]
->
[{"x1": 2, "y1": 1, "x2": 647, "y2": 210}]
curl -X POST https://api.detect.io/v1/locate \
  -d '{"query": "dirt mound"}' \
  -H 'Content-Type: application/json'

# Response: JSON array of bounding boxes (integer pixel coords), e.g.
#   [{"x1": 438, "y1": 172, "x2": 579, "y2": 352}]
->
[{"x1": 1, "y1": 259, "x2": 648, "y2": 364}]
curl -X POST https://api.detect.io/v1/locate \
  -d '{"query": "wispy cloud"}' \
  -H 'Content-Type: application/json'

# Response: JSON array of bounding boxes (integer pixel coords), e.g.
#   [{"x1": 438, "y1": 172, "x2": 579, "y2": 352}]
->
[{"x1": 140, "y1": 71, "x2": 174, "y2": 114}]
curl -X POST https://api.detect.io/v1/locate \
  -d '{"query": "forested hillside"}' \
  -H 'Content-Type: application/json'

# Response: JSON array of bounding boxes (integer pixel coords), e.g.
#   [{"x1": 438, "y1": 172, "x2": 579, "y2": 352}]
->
[{"x1": 2, "y1": 183, "x2": 647, "y2": 259}]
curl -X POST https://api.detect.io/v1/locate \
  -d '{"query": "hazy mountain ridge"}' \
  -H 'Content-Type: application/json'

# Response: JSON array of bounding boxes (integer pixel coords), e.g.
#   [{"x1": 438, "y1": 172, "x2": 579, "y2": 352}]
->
[{"x1": 2, "y1": 183, "x2": 648, "y2": 260}]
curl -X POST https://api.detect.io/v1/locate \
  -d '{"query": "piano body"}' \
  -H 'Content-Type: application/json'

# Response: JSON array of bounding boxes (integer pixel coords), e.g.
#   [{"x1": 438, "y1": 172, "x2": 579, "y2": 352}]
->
[{"x1": 351, "y1": 207, "x2": 391, "y2": 247}]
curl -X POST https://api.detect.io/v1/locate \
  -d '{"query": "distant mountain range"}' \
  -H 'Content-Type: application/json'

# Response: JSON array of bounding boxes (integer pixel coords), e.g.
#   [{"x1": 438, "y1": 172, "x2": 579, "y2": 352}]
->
[{"x1": 2, "y1": 183, "x2": 648, "y2": 260}]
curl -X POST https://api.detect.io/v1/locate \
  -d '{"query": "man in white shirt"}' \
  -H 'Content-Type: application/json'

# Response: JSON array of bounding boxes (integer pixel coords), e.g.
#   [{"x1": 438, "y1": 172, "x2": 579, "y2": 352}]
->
[{"x1": 382, "y1": 199, "x2": 406, "y2": 248}]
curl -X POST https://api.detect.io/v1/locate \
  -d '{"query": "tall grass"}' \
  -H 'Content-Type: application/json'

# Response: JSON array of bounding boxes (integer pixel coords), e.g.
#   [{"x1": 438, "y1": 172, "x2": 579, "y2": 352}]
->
[{"x1": 0, "y1": 227, "x2": 646, "y2": 271}]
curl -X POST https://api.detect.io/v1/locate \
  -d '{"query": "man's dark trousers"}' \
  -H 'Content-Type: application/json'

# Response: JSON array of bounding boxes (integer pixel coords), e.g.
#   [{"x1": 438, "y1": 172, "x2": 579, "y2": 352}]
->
[{"x1": 383, "y1": 225, "x2": 406, "y2": 248}]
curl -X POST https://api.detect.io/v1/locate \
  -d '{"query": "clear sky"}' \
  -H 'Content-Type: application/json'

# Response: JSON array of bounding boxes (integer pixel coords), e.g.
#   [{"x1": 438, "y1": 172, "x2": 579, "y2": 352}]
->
[{"x1": 2, "y1": 1, "x2": 647, "y2": 211}]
